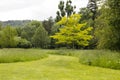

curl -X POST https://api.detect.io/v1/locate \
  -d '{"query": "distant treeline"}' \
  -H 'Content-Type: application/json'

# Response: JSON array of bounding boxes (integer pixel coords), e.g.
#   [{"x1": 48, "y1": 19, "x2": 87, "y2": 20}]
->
[
  {"x1": 0, "y1": 18, "x2": 55, "y2": 49},
  {"x1": 0, "y1": 20, "x2": 32, "y2": 27}
]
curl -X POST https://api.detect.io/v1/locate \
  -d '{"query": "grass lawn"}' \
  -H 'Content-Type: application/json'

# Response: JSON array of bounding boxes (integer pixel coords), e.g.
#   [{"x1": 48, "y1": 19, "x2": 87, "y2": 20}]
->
[{"x1": 0, "y1": 51, "x2": 120, "y2": 80}]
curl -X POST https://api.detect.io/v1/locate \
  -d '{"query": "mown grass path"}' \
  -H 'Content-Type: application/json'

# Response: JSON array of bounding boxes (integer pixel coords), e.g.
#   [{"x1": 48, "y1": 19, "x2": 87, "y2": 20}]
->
[{"x1": 0, "y1": 55, "x2": 120, "y2": 80}]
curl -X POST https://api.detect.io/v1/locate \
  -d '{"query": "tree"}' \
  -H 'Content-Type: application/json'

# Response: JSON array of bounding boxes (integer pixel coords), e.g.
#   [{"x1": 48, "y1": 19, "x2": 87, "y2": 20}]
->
[
  {"x1": 94, "y1": 6, "x2": 110, "y2": 49},
  {"x1": 55, "y1": 0, "x2": 76, "y2": 22},
  {"x1": 95, "y1": 0, "x2": 120, "y2": 50},
  {"x1": 42, "y1": 17, "x2": 54, "y2": 35},
  {"x1": 107, "y1": 0, "x2": 120, "y2": 32},
  {"x1": 51, "y1": 14, "x2": 93, "y2": 48},
  {"x1": 50, "y1": 24, "x2": 62, "y2": 48},
  {"x1": 15, "y1": 37, "x2": 32, "y2": 48},
  {"x1": 87, "y1": 0, "x2": 98, "y2": 21},
  {"x1": 79, "y1": 7, "x2": 92, "y2": 23},
  {"x1": 21, "y1": 21, "x2": 42, "y2": 42},
  {"x1": 65, "y1": 0, "x2": 76, "y2": 17},
  {"x1": 32, "y1": 24, "x2": 50, "y2": 48},
  {"x1": 108, "y1": 0, "x2": 120, "y2": 50},
  {"x1": 16, "y1": 27, "x2": 22, "y2": 36},
  {"x1": 0, "y1": 26, "x2": 17, "y2": 48},
  {"x1": 0, "y1": 22, "x2": 2, "y2": 30},
  {"x1": 0, "y1": 31, "x2": 3, "y2": 48},
  {"x1": 79, "y1": 7, "x2": 98, "y2": 49},
  {"x1": 86, "y1": 0, "x2": 102, "y2": 49}
]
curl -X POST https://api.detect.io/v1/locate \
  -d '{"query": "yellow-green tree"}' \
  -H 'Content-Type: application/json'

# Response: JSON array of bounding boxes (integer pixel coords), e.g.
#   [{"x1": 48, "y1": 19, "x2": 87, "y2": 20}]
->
[{"x1": 51, "y1": 14, "x2": 93, "y2": 48}]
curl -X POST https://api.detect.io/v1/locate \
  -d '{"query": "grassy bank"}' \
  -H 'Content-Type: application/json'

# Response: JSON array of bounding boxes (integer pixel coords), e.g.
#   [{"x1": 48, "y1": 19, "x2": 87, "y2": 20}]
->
[{"x1": 0, "y1": 48, "x2": 48, "y2": 63}]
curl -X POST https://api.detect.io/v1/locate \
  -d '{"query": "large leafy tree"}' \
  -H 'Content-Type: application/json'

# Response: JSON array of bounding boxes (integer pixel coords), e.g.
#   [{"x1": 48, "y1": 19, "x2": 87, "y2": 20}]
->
[
  {"x1": 21, "y1": 21, "x2": 41, "y2": 42},
  {"x1": 95, "y1": 0, "x2": 120, "y2": 50},
  {"x1": 32, "y1": 24, "x2": 50, "y2": 48},
  {"x1": 42, "y1": 17, "x2": 54, "y2": 35},
  {"x1": 51, "y1": 14, "x2": 93, "y2": 48},
  {"x1": 0, "y1": 26, "x2": 17, "y2": 48},
  {"x1": 108, "y1": 0, "x2": 120, "y2": 31},
  {"x1": 95, "y1": 6, "x2": 110, "y2": 49}
]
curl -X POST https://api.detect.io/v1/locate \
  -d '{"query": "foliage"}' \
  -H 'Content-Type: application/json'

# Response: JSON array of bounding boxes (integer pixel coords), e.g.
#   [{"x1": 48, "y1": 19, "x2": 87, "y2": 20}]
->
[
  {"x1": 15, "y1": 37, "x2": 32, "y2": 48},
  {"x1": 65, "y1": 0, "x2": 76, "y2": 17},
  {"x1": 0, "y1": 49, "x2": 48, "y2": 63},
  {"x1": 95, "y1": 0, "x2": 120, "y2": 50},
  {"x1": 79, "y1": 7, "x2": 92, "y2": 23},
  {"x1": 51, "y1": 14, "x2": 93, "y2": 48},
  {"x1": 16, "y1": 27, "x2": 22, "y2": 36},
  {"x1": 51, "y1": 24, "x2": 61, "y2": 35},
  {"x1": 95, "y1": 7, "x2": 111, "y2": 49},
  {"x1": 107, "y1": 0, "x2": 120, "y2": 50},
  {"x1": 87, "y1": 0, "x2": 98, "y2": 20},
  {"x1": 50, "y1": 24, "x2": 61, "y2": 48},
  {"x1": 0, "y1": 22, "x2": 2, "y2": 30},
  {"x1": 0, "y1": 26, "x2": 17, "y2": 48},
  {"x1": 32, "y1": 24, "x2": 50, "y2": 48},
  {"x1": 42, "y1": 17, "x2": 54, "y2": 35},
  {"x1": 79, "y1": 7, "x2": 98, "y2": 49},
  {"x1": 0, "y1": 25, "x2": 32, "y2": 48},
  {"x1": 21, "y1": 21, "x2": 41, "y2": 42},
  {"x1": 55, "y1": 0, "x2": 76, "y2": 22}
]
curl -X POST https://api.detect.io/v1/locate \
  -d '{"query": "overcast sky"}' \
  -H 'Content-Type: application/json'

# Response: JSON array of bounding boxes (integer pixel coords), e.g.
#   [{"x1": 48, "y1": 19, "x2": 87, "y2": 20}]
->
[{"x1": 0, "y1": 0, "x2": 88, "y2": 21}]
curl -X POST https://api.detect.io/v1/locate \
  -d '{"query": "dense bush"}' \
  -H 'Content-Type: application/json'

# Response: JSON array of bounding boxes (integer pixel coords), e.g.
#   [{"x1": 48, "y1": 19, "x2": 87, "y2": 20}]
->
[
  {"x1": 79, "y1": 50, "x2": 120, "y2": 70},
  {"x1": 0, "y1": 49, "x2": 48, "y2": 63},
  {"x1": 15, "y1": 37, "x2": 32, "y2": 48},
  {"x1": 18, "y1": 39, "x2": 32, "y2": 48},
  {"x1": 0, "y1": 26, "x2": 18, "y2": 48}
]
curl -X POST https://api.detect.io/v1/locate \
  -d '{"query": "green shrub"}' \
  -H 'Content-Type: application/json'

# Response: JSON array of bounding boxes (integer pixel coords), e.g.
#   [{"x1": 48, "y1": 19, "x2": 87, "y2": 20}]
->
[
  {"x1": 17, "y1": 39, "x2": 32, "y2": 48},
  {"x1": 79, "y1": 50, "x2": 120, "y2": 70},
  {"x1": 15, "y1": 37, "x2": 32, "y2": 48}
]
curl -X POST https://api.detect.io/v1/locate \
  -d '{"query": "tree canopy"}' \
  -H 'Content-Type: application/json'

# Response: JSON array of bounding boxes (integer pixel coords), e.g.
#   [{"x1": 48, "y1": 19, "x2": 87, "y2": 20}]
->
[{"x1": 51, "y1": 14, "x2": 93, "y2": 48}]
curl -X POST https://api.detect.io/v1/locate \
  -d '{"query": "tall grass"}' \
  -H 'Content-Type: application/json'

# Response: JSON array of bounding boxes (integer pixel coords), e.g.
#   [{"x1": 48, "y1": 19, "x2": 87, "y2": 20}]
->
[
  {"x1": 47, "y1": 49, "x2": 80, "y2": 56},
  {"x1": 48, "y1": 49, "x2": 120, "y2": 70},
  {"x1": 79, "y1": 50, "x2": 120, "y2": 70},
  {"x1": 0, "y1": 48, "x2": 48, "y2": 63},
  {"x1": 0, "y1": 48, "x2": 120, "y2": 70}
]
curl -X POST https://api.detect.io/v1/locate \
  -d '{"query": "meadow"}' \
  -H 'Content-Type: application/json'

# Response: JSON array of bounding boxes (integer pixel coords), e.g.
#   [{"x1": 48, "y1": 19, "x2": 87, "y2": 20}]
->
[
  {"x1": 0, "y1": 49, "x2": 48, "y2": 63},
  {"x1": 0, "y1": 49, "x2": 120, "y2": 80}
]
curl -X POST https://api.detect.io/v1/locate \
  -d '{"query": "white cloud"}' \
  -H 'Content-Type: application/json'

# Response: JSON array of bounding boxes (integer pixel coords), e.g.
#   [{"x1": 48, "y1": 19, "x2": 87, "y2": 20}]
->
[{"x1": 0, "y1": 0, "x2": 88, "y2": 21}]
